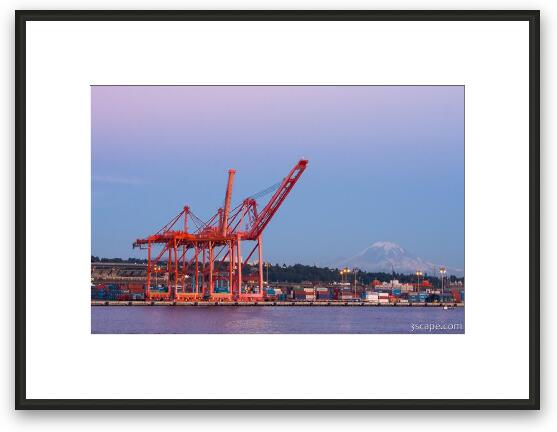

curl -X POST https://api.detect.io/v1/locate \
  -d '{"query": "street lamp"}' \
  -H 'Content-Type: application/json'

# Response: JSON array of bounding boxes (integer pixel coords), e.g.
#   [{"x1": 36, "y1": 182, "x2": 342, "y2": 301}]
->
[
  {"x1": 153, "y1": 265, "x2": 163, "y2": 289},
  {"x1": 415, "y1": 270, "x2": 423, "y2": 292},
  {"x1": 439, "y1": 266, "x2": 446, "y2": 297},
  {"x1": 265, "y1": 262, "x2": 270, "y2": 286},
  {"x1": 340, "y1": 267, "x2": 350, "y2": 284}
]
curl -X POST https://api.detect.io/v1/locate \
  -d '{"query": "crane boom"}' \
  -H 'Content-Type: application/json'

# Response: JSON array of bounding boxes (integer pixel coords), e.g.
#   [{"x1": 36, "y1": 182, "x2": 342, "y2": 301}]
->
[{"x1": 247, "y1": 159, "x2": 308, "y2": 239}]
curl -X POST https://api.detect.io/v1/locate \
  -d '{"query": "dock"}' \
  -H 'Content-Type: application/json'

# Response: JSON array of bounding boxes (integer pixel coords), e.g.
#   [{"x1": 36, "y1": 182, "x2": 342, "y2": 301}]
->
[{"x1": 91, "y1": 300, "x2": 464, "y2": 307}]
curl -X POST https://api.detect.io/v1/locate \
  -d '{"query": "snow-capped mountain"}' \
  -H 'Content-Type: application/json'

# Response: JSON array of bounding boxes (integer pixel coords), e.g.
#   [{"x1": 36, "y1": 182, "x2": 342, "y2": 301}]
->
[{"x1": 334, "y1": 241, "x2": 463, "y2": 276}]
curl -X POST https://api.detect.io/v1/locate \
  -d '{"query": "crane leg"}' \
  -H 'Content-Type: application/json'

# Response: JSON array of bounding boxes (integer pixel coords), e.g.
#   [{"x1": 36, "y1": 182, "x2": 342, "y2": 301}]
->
[
  {"x1": 194, "y1": 243, "x2": 198, "y2": 295},
  {"x1": 258, "y1": 235, "x2": 264, "y2": 295},
  {"x1": 209, "y1": 242, "x2": 214, "y2": 298},
  {"x1": 229, "y1": 241, "x2": 234, "y2": 298},
  {"x1": 237, "y1": 236, "x2": 242, "y2": 296},
  {"x1": 146, "y1": 240, "x2": 151, "y2": 300}
]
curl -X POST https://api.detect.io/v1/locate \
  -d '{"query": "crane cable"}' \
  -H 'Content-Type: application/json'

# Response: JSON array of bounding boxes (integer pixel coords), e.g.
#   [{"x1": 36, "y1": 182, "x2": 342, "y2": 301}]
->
[
  {"x1": 228, "y1": 179, "x2": 283, "y2": 214},
  {"x1": 156, "y1": 179, "x2": 284, "y2": 235}
]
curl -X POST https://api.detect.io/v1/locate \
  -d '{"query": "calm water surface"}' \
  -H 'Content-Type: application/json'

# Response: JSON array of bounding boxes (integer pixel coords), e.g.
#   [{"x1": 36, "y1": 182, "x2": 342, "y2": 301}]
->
[{"x1": 91, "y1": 306, "x2": 464, "y2": 334}]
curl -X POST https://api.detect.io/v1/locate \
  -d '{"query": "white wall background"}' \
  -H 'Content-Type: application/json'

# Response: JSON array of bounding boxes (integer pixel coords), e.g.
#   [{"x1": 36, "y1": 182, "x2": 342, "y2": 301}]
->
[{"x1": 0, "y1": 0, "x2": 553, "y2": 430}]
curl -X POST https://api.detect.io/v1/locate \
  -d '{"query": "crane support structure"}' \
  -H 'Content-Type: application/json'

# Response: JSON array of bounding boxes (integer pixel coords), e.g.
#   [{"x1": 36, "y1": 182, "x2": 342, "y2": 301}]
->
[
  {"x1": 133, "y1": 159, "x2": 308, "y2": 301},
  {"x1": 221, "y1": 169, "x2": 235, "y2": 236}
]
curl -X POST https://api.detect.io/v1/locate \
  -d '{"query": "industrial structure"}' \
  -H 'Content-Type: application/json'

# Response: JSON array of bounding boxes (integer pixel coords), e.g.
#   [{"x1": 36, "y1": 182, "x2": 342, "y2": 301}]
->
[{"x1": 133, "y1": 159, "x2": 308, "y2": 301}]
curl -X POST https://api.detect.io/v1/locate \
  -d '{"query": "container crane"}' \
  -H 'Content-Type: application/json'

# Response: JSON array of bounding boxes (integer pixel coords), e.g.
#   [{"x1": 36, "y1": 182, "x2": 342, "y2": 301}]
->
[{"x1": 133, "y1": 159, "x2": 308, "y2": 301}]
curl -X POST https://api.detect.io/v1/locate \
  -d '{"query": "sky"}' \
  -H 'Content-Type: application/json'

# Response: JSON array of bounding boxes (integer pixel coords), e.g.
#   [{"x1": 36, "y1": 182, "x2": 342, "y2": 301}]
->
[{"x1": 92, "y1": 86, "x2": 464, "y2": 269}]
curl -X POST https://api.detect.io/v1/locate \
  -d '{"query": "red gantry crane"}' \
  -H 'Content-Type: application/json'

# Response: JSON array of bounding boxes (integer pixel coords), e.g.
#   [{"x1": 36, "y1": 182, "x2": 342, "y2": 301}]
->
[{"x1": 133, "y1": 159, "x2": 308, "y2": 302}]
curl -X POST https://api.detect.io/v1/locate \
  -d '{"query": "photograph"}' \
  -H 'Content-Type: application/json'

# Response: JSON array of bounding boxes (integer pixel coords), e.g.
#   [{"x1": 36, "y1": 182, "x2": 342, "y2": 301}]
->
[
  {"x1": 16, "y1": 9, "x2": 539, "y2": 411},
  {"x1": 91, "y1": 85, "x2": 465, "y2": 334}
]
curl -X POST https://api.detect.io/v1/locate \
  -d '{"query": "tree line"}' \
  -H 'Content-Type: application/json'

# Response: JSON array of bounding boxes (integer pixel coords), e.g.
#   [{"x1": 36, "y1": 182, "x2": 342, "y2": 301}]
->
[{"x1": 91, "y1": 256, "x2": 464, "y2": 286}]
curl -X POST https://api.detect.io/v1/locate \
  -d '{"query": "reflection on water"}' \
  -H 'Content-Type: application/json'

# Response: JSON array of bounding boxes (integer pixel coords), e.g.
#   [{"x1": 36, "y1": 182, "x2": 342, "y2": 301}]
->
[{"x1": 91, "y1": 306, "x2": 465, "y2": 334}]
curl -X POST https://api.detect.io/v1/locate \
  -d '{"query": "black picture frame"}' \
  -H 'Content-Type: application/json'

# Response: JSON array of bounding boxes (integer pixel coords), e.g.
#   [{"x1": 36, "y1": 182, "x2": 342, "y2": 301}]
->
[{"x1": 15, "y1": 9, "x2": 540, "y2": 410}]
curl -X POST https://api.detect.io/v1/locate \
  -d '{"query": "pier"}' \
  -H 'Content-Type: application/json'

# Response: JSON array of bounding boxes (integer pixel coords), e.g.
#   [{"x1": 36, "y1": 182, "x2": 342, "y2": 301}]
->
[{"x1": 91, "y1": 300, "x2": 465, "y2": 307}]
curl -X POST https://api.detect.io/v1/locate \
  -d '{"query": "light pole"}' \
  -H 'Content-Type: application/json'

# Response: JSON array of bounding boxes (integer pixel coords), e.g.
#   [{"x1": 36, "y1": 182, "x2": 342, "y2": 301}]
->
[
  {"x1": 339, "y1": 268, "x2": 350, "y2": 301},
  {"x1": 439, "y1": 266, "x2": 446, "y2": 298},
  {"x1": 234, "y1": 264, "x2": 238, "y2": 295},
  {"x1": 416, "y1": 270, "x2": 423, "y2": 292},
  {"x1": 340, "y1": 267, "x2": 349, "y2": 284}
]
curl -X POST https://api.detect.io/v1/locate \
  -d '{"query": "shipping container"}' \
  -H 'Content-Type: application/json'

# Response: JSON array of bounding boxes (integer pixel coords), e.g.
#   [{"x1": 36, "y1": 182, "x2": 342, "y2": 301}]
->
[
  {"x1": 151, "y1": 286, "x2": 168, "y2": 292},
  {"x1": 213, "y1": 287, "x2": 230, "y2": 293},
  {"x1": 451, "y1": 289, "x2": 462, "y2": 302}
]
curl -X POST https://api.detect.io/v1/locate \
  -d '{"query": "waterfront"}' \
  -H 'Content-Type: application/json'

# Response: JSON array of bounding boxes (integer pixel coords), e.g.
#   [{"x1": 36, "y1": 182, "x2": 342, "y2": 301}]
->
[{"x1": 91, "y1": 306, "x2": 464, "y2": 334}]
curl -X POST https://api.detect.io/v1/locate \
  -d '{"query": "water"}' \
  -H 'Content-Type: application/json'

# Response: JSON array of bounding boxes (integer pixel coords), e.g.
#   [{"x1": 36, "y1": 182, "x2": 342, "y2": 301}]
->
[{"x1": 91, "y1": 306, "x2": 465, "y2": 334}]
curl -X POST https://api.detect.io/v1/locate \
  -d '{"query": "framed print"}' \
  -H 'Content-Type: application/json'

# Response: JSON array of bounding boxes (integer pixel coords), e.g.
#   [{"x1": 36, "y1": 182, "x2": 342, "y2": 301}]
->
[{"x1": 15, "y1": 10, "x2": 540, "y2": 409}]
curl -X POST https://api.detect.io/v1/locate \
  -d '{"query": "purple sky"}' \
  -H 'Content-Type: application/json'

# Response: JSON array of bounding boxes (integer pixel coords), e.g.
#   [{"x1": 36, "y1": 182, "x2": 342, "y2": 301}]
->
[{"x1": 92, "y1": 86, "x2": 464, "y2": 268}]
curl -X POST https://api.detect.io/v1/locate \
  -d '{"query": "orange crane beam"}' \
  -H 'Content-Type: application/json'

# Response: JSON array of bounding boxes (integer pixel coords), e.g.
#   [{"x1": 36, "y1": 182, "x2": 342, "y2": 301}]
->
[{"x1": 221, "y1": 169, "x2": 235, "y2": 236}]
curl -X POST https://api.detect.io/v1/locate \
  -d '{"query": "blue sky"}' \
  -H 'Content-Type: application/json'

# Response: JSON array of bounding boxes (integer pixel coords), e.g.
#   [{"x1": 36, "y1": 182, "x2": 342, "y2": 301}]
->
[{"x1": 92, "y1": 86, "x2": 464, "y2": 268}]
